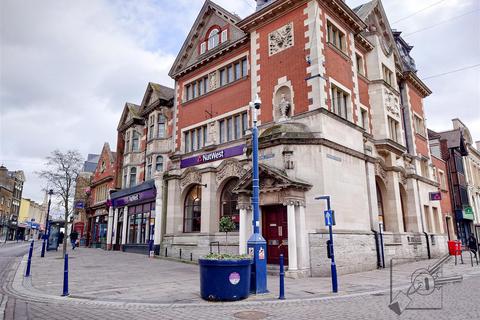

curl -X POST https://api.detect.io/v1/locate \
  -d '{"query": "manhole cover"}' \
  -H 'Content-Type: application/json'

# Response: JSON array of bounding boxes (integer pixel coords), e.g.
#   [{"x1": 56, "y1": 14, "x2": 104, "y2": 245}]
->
[{"x1": 233, "y1": 310, "x2": 269, "y2": 320}]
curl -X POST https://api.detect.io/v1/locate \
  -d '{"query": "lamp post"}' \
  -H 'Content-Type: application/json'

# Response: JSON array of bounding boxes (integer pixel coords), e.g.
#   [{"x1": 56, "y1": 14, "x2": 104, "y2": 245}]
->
[
  {"x1": 41, "y1": 189, "x2": 53, "y2": 258},
  {"x1": 247, "y1": 95, "x2": 268, "y2": 294}
]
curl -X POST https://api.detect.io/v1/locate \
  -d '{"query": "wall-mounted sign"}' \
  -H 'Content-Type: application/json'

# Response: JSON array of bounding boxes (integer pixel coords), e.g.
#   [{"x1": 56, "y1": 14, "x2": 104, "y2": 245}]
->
[
  {"x1": 464, "y1": 206, "x2": 474, "y2": 220},
  {"x1": 75, "y1": 201, "x2": 85, "y2": 209},
  {"x1": 180, "y1": 144, "x2": 246, "y2": 169},
  {"x1": 429, "y1": 192, "x2": 442, "y2": 201},
  {"x1": 112, "y1": 189, "x2": 156, "y2": 208}
]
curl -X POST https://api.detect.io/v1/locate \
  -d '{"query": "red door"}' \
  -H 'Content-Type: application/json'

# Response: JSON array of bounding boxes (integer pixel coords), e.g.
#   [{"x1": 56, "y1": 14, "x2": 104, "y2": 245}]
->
[{"x1": 262, "y1": 205, "x2": 288, "y2": 265}]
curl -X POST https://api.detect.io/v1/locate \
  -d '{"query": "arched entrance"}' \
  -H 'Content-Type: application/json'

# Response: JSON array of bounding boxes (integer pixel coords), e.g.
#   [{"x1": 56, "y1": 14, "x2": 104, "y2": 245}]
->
[{"x1": 184, "y1": 185, "x2": 201, "y2": 233}]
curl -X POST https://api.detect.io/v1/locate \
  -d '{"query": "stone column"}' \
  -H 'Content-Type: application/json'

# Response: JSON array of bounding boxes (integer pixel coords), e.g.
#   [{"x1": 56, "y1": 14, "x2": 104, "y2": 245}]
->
[
  {"x1": 121, "y1": 206, "x2": 128, "y2": 246},
  {"x1": 111, "y1": 208, "x2": 119, "y2": 247},
  {"x1": 154, "y1": 174, "x2": 165, "y2": 249},
  {"x1": 287, "y1": 203, "x2": 298, "y2": 271},
  {"x1": 200, "y1": 171, "x2": 216, "y2": 233},
  {"x1": 106, "y1": 205, "x2": 114, "y2": 250},
  {"x1": 239, "y1": 208, "x2": 247, "y2": 254},
  {"x1": 295, "y1": 204, "x2": 308, "y2": 270},
  {"x1": 384, "y1": 171, "x2": 404, "y2": 232},
  {"x1": 167, "y1": 178, "x2": 181, "y2": 234}
]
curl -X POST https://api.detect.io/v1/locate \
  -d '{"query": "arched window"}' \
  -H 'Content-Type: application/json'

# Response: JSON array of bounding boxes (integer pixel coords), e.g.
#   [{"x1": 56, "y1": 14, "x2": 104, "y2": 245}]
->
[
  {"x1": 184, "y1": 185, "x2": 201, "y2": 232},
  {"x1": 376, "y1": 183, "x2": 385, "y2": 231},
  {"x1": 155, "y1": 156, "x2": 163, "y2": 172},
  {"x1": 220, "y1": 179, "x2": 239, "y2": 231},
  {"x1": 129, "y1": 167, "x2": 137, "y2": 188},
  {"x1": 208, "y1": 29, "x2": 220, "y2": 50},
  {"x1": 158, "y1": 115, "x2": 166, "y2": 138},
  {"x1": 132, "y1": 131, "x2": 140, "y2": 151}
]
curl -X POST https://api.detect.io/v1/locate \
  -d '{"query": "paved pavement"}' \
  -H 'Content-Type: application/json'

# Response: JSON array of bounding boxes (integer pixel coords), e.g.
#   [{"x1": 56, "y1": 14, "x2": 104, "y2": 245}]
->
[{"x1": 2, "y1": 242, "x2": 480, "y2": 319}]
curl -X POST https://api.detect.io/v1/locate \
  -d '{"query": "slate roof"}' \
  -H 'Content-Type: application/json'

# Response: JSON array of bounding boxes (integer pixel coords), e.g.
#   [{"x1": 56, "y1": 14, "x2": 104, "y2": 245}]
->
[
  {"x1": 352, "y1": 0, "x2": 376, "y2": 21},
  {"x1": 149, "y1": 82, "x2": 174, "y2": 101}
]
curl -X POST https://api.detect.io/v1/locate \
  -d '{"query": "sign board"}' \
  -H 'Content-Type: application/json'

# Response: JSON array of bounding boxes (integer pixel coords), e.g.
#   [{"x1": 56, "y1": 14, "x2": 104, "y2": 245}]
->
[
  {"x1": 180, "y1": 144, "x2": 245, "y2": 168},
  {"x1": 324, "y1": 210, "x2": 335, "y2": 226},
  {"x1": 463, "y1": 206, "x2": 474, "y2": 220},
  {"x1": 75, "y1": 201, "x2": 85, "y2": 209},
  {"x1": 112, "y1": 188, "x2": 156, "y2": 207},
  {"x1": 429, "y1": 192, "x2": 442, "y2": 201}
]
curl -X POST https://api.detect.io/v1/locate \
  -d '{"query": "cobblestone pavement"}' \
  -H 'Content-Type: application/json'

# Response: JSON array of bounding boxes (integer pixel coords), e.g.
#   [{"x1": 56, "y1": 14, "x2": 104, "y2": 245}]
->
[{"x1": 2, "y1": 243, "x2": 480, "y2": 319}]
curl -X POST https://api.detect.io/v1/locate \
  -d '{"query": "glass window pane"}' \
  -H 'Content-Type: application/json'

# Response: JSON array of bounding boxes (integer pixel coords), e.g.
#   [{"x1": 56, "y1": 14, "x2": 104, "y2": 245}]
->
[
  {"x1": 191, "y1": 130, "x2": 196, "y2": 151},
  {"x1": 219, "y1": 120, "x2": 225, "y2": 143},
  {"x1": 220, "y1": 69, "x2": 225, "y2": 86},
  {"x1": 242, "y1": 58, "x2": 247, "y2": 77},
  {"x1": 242, "y1": 112, "x2": 248, "y2": 135},
  {"x1": 227, "y1": 66, "x2": 233, "y2": 83},
  {"x1": 227, "y1": 118, "x2": 232, "y2": 141},
  {"x1": 234, "y1": 115, "x2": 241, "y2": 139},
  {"x1": 185, "y1": 132, "x2": 190, "y2": 152},
  {"x1": 235, "y1": 63, "x2": 241, "y2": 80}
]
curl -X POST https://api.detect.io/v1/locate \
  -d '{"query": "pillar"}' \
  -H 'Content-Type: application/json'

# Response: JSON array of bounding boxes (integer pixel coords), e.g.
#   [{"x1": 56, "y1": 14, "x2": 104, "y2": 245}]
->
[
  {"x1": 111, "y1": 208, "x2": 119, "y2": 247},
  {"x1": 106, "y1": 206, "x2": 114, "y2": 250},
  {"x1": 154, "y1": 174, "x2": 165, "y2": 250},
  {"x1": 295, "y1": 204, "x2": 308, "y2": 270},
  {"x1": 384, "y1": 171, "x2": 404, "y2": 232},
  {"x1": 200, "y1": 171, "x2": 216, "y2": 233},
  {"x1": 287, "y1": 204, "x2": 298, "y2": 271},
  {"x1": 121, "y1": 206, "x2": 128, "y2": 245}
]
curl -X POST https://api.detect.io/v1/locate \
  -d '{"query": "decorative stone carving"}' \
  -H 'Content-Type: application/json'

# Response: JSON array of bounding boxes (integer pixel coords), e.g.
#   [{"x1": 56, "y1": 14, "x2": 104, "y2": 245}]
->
[
  {"x1": 400, "y1": 173, "x2": 407, "y2": 185},
  {"x1": 209, "y1": 72, "x2": 217, "y2": 91},
  {"x1": 384, "y1": 89, "x2": 400, "y2": 118},
  {"x1": 180, "y1": 170, "x2": 202, "y2": 189},
  {"x1": 375, "y1": 162, "x2": 387, "y2": 181},
  {"x1": 278, "y1": 94, "x2": 291, "y2": 122},
  {"x1": 269, "y1": 23, "x2": 293, "y2": 56},
  {"x1": 216, "y1": 160, "x2": 245, "y2": 185},
  {"x1": 207, "y1": 121, "x2": 216, "y2": 145},
  {"x1": 282, "y1": 199, "x2": 305, "y2": 207}
]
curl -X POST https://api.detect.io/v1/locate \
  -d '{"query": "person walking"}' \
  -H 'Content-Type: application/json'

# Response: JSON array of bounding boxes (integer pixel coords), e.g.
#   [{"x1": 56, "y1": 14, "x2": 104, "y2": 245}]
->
[
  {"x1": 70, "y1": 230, "x2": 79, "y2": 250},
  {"x1": 468, "y1": 233, "x2": 478, "y2": 258}
]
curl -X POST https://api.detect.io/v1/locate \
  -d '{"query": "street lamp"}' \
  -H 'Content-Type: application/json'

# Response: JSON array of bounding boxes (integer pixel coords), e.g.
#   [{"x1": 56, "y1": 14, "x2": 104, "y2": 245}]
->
[
  {"x1": 41, "y1": 189, "x2": 54, "y2": 258},
  {"x1": 247, "y1": 95, "x2": 268, "y2": 294}
]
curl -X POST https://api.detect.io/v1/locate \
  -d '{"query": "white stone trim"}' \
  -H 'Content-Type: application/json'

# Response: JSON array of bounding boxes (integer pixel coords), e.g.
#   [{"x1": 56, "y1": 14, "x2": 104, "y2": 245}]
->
[
  {"x1": 349, "y1": 32, "x2": 360, "y2": 126},
  {"x1": 250, "y1": 30, "x2": 261, "y2": 101},
  {"x1": 304, "y1": 1, "x2": 326, "y2": 111},
  {"x1": 324, "y1": 14, "x2": 348, "y2": 38}
]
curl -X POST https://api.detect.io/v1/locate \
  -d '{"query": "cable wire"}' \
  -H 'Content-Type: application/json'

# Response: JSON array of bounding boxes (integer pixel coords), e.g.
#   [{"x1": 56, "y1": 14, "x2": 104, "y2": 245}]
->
[
  {"x1": 403, "y1": 9, "x2": 480, "y2": 37},
  {"x1": 421, "y1": 63, "x2": 480, "y2": 80},
  {"x1": 392, "y1": 0, "x2": 448, "y2": 24}
]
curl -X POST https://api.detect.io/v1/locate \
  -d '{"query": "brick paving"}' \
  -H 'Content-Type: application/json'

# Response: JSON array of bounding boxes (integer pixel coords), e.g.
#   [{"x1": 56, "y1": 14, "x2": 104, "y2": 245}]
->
[{"x1": 2, "y1": 243, "x2": 480, "y2": 319}]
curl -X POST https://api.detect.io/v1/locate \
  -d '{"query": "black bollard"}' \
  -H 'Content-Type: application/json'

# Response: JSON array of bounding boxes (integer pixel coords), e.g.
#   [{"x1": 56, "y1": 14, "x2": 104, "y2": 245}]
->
[
  {"x1": 179, "y1": 248, "x2": 182, "y2": 259},
  {"x1": 62, "y1": 254, "x2": 69, "y2": 296},
  {"x1": 25, "y1": 241, "x2": 34, "y2": 277}
]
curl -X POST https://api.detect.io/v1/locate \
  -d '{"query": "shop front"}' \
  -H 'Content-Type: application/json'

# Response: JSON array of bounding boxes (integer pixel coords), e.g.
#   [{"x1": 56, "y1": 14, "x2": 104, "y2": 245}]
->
[
  {"x1": 89, "y1": 209, "x2": 108, "y2": 249},
  {"x1": 111, "y1": 181, "x2": 157, "y2": 254}
]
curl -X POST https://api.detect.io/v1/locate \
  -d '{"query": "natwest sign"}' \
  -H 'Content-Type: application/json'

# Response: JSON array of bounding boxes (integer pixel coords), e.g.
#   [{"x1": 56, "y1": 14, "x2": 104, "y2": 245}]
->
[{"x1": 180, "y1": 144, "x2": 245, "y2": 168}]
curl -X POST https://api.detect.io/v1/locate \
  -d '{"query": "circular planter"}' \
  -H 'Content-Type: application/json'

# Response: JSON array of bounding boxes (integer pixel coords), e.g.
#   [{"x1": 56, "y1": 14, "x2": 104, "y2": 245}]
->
[{"x1": 199, "y1": 258, "x2": 252, "y2": 301}]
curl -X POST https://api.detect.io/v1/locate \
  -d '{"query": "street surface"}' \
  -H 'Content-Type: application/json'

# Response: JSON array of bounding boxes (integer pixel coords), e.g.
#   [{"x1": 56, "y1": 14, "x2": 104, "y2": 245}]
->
[{"x1": 1, "y1": 242, "x2": 479, "y2": 320}]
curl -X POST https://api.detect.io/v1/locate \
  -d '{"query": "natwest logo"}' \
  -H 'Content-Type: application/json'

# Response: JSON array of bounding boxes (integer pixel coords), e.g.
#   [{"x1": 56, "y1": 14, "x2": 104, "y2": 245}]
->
[{"x1": 198, "y1": 150, "x2": 225, "y2": 164}]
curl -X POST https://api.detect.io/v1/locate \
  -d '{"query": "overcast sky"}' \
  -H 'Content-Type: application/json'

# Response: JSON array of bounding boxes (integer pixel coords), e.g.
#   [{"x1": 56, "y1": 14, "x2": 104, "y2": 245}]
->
[{"x1": 1, "y1": 0, "x2": 479, "y2": 207}]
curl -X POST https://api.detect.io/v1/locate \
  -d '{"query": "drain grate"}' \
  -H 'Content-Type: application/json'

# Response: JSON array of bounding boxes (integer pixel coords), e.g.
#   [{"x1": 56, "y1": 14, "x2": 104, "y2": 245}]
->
[{"x1": 233, "y1": 310, "x2": 269, "y2": 320}]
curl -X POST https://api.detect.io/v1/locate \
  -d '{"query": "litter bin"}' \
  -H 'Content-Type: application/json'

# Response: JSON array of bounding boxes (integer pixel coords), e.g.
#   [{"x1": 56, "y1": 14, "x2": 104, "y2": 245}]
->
[
  {"x1": 199, "y1": 258, "x2": 252, "y2": 301},
  {"x1": 448, "y1": 240, "x2": 462, "y2": 255}
]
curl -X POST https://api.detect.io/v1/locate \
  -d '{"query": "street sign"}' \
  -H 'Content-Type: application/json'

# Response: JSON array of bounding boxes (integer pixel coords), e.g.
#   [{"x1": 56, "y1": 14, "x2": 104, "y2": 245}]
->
[
  {"x1": 324, "y1": 210, "x2": 335, "y2": 226},
  {"x1": 429, "y1": 192, "x2": 442, "y2": 201}
]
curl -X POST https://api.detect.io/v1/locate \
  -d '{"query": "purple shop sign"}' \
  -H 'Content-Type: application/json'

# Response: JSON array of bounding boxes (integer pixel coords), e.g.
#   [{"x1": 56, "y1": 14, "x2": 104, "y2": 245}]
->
[
  {"x1": 180, "y1": 144, "x2": 246, "y2": 169},
  {"x1": 113, "y1": 189, "x2": 156, "y2": 207}
]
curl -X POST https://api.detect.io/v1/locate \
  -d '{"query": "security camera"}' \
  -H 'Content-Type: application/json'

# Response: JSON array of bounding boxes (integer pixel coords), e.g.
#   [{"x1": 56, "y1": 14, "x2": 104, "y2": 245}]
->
[{"x1": 253, "y1": 96, "x2": 262, "y2": 109}]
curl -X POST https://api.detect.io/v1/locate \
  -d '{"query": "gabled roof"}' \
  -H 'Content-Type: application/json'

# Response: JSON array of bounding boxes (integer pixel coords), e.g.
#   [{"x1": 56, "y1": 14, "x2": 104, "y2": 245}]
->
[
  {"x1": 169, "y1": 0, "x2": 245, "y2": 79},
  {"x1": 139, "y1": 82, "x2": 174, "y2": 116},
  {"x1": 353, "y1": 1, "x2": 376, "y2": 20},
  {"x1": 117, "y1": 102, "x2": 142, "y2": 131}
]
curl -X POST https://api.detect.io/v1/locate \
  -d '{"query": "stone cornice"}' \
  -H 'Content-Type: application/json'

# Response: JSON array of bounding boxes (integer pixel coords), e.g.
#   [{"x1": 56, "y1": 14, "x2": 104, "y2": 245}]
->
[
  {"x1": 404, "y1": 71, "x2": 432, "y2": 97},
  {"x1": 374, "y1": 139, "x2": 407, "y2": 156},
  {"x1": 355, "y1": 34, "x2": 374, "y2": 51}
]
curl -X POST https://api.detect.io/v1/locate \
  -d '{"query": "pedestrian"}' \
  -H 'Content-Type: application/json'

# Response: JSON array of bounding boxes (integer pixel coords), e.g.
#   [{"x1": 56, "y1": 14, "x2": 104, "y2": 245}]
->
[
  {"x1": 468, "y1": 233, "x2": 478, "y2": 258},
  {"x1": 58, "y1": 231, "x2": 64, "y2": 245},
  {"x1": 70, "y1": 230, "x2": 79, "y2": 250}
]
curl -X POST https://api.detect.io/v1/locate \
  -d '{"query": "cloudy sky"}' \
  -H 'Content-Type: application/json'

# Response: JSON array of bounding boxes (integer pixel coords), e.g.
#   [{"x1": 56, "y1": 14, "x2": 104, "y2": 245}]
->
[{"x1": 1, "y1": 0, "x2": 479, "y2": 205}]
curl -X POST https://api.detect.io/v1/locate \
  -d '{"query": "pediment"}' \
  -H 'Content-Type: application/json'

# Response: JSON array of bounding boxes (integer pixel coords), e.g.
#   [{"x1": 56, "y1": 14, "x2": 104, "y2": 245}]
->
[
  {"x1": 94, "y1": 143, "x2": 115, "y2": 175},
  {"x1": 234, "y1": 164, "x2": 312, "y2": 194},
  {"x1": 169, "y1": 0, "x2": 246, "y2": 79}
]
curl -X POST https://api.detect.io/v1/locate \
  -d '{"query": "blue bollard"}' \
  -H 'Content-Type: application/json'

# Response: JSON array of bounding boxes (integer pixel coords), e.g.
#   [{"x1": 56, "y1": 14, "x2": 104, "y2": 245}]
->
[
  {"x1": 41, "y1": 235, "x2": 46, "y2": 258},
  {"x1": 25, "y1": 241, "x2": 34, "y2": 277},
  {"x1": 279, "y1": 254, "x2": 285, "y2": 300},
  {"x1": 62, "y1": 254, "x2": 69, "y2": 296}
]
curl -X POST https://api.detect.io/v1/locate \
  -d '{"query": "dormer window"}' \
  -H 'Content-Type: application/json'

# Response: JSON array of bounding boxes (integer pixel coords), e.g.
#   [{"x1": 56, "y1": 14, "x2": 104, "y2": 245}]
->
[{"x1": 208, "y1": 28, "x2": 220, "y2": 50}]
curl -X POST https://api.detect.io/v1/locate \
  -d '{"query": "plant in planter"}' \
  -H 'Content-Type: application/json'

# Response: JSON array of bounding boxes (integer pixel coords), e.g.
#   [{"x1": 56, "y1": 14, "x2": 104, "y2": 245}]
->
[
  {"x1": 219, "y1": 216, "x2": 236, "y2": 253},
  {"x1": 198, "y1": 219, "x2": 252, "y2": 301}
]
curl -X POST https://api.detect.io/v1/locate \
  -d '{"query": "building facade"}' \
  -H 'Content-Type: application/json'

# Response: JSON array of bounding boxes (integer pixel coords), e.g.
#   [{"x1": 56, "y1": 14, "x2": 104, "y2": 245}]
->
[
  {"x1": 109, "y1": 83, "x2": 174, "y2": 254},
  {"x1": 0, "y1": 166, "x2": 25, "y2": 240},
  {"x1": 150, "y1": 0, "x2": 449, "y2": 277},
  {"x1": 0, "y1": 166, "x2": 14, "y2": 240},
  {"x1": 86, "y1": 143, "x2": 117, "y2": 249}
]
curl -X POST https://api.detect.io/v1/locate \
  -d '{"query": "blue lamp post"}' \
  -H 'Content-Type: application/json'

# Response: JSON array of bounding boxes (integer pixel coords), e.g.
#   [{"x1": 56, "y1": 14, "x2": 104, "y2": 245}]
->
[
  {"x1": 41, "y1": 189, "x2": 53, "y2": 258},
  {"x1": 247, "y1": 95, "x2": 268, "y2": 294}
]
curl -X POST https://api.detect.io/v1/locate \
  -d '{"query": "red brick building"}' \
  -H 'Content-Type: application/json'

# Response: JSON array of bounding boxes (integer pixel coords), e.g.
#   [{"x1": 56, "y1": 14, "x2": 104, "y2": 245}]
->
[{"x1": 86, "y1": 143, "x2": 117, "y2": 249}]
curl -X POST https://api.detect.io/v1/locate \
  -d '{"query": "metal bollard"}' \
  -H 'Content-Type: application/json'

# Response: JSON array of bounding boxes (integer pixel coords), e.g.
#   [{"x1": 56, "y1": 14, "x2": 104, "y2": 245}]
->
[
  {"x1": 165, "y1": 247, "x2": 168, "y2": 257},
  {"x1": 62, "y1": 254, "x2": 69, "y2": 296},
  {"x1": 25, "y1": 241, "x2": 34, "y2": 277},
  {"x1": 190, "y1": 252, "x2": 193, "y2": 261},
  {"x1": 279, "y1": 254, "x2": 285, "y2": 300},
  {"x1": 179, "y1": 248, "x2": 182, "y2": 259},
  {"x1": 41, "y1": 235, "x2": 46, "y2": 258}
]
